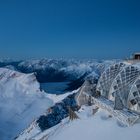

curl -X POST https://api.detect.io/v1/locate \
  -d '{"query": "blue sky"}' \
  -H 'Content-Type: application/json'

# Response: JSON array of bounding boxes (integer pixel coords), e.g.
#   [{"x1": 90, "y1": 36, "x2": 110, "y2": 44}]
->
[{"x1": 0, "y1": 0, "x2": 140, "y2": 59}]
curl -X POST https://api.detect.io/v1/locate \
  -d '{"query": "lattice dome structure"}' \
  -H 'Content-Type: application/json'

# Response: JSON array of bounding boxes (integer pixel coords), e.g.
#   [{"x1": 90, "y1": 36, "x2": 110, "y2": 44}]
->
[
  {"x1": 96, "y1": 62, "x2": 127, "y2": 98},
  {"x1": 127, "y1": 76, "x2": 140, "y2": 113},
  {"x1": 109, "y1": 65, "x2": 140, "y2": 107},
  {"x1": 97, "y1": 62, "x2": 140, "y2": 114}
]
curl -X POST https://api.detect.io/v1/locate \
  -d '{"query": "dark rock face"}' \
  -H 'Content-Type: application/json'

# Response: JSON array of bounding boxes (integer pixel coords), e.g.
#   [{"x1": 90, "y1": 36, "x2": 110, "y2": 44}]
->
[
  {"x1": 65, "y1": 73, "x2": 88, "y2": 91},
  {"x1": 35, "y1": 69, "x2": 68, "y2": 83},
  {"x1": 37, "y1": 93, "x2": 79, "y2": 131}
]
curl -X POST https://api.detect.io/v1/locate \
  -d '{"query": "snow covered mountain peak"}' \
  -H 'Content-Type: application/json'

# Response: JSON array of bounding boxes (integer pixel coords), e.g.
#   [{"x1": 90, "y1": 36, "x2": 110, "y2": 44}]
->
[
  {"x1": 0, "y1": 68, "x2": 40, "y2": 98},
  {"x1": 0, "y1": 68, "x2": 53, "y2": 140}
]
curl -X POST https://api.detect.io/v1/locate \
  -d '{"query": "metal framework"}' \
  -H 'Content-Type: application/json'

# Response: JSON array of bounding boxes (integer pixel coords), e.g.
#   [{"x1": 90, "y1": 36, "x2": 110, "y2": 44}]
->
[
  {"x1": 109, "y1": 65, "x2": 140, "y2": 109},
  {"x1": 76, "y1": 62, "x2": 140, "y2": 125},
  {"x1": 97, "y1": 62, "x2": 140, "y2": 113},
  {"x1": 97, "y1": 62, "x2": 127, "y2": 98},
  {"x1": 127, "y1": 76, "x2": 140, "y2": 113}
]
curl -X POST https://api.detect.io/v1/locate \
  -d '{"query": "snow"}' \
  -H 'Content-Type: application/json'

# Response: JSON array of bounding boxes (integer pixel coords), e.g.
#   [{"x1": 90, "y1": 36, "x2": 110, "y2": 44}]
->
[
  {"x1": 16, "y1": 105, "x2": 140, "y2": 140},
  {"x1": 4, "y1": 65, "x2": 17, "y2": 71},
  {"x1": 16, "y1": 90, "x2": 78, "y2": 140},
  {"x1": 0, "y1": 68, "x2": 53, "y2": 140},
  {"x1": 47, "y1": 89, "x2": 79, "y2": 103},
  {"x1": 50, "y1": 106, "x2": 140, "y2": 140},
  {"x1": 134, "y1": 62, "x2": 140, "y2": 68}
]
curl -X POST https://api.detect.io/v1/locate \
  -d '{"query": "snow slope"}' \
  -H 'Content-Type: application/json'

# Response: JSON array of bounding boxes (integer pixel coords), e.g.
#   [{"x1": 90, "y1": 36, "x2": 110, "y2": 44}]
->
[
  {"x1": 16, "y1": 90, "x2": 78, "y2": 140},
  {"x1": 0, "y1": 68, "x2": 53, "y2": 140},
  {"x1": 50, "y1": 106, "x2": 140, "y2": 140},
  {"x1": 17, "y1": 105, "x2": 140, "y2": 140}
]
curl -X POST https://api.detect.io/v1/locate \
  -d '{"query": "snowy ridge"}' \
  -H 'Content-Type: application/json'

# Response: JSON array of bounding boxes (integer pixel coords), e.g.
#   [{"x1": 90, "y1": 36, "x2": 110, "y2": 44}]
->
[
  {"x1": 16, "y1": 118, "x2": 70, "y2": 140},
  {"x1": 0, "y1": 68, "x2": 40, "y2": 98},
  {"x1": 0, "y1": 68, "x2": 53, "y2": 140},
  {"x1": 16, "y1": 90, "x2": 78, "y2": 140}
]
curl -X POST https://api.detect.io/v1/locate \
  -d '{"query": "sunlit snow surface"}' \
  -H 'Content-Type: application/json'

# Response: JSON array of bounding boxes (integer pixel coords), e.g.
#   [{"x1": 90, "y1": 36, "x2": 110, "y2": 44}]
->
[
  {"x1": 0, "y1": 68, "x2": 53, "y2": 140},
  {"x1": 16, "y1": 106, "x2": 140, "y2": 140},
  {"x1": 49, "y1": 108, "x2": 140, "y2": 140},
  {"x1": 50, "y1": 107, "x2": 140, "y2": 140}
]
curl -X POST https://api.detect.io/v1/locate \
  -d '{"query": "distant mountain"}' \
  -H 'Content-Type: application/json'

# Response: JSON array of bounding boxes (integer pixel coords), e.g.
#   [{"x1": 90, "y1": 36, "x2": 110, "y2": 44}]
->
[
  {"x1": 17, "y1": 59, "x2": 99, "y2": 82},
  {"x1": 0, "y1": 59, "x2": 116, "y2": 83}
]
